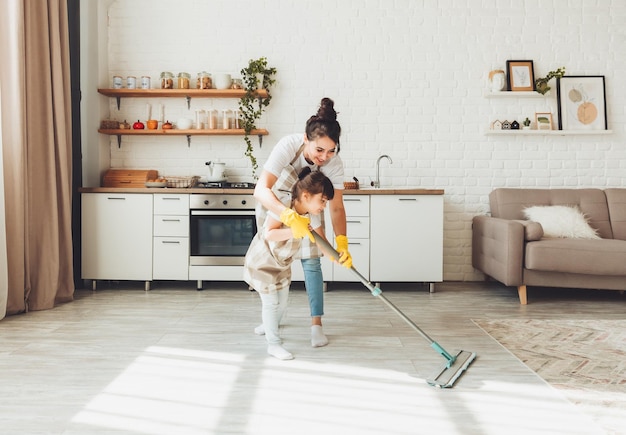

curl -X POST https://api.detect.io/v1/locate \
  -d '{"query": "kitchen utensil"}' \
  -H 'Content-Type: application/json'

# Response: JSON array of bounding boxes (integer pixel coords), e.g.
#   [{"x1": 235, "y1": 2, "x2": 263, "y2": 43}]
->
[{"x1": 205, "y1": 161, "x2": 227, "y2": 181}]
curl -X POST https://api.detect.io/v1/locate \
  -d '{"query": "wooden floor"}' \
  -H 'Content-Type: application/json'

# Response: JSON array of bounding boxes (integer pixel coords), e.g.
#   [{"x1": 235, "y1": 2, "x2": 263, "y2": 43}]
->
[{"x1": 1, "y1": 280, "x2": 624, "y2": 435}]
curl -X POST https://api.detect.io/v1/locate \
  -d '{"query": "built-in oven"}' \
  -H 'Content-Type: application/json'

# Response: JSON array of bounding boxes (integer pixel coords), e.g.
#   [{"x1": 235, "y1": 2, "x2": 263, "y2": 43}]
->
[{"x1": 189, "y1": 193, "x2": 256, "y2": 266}]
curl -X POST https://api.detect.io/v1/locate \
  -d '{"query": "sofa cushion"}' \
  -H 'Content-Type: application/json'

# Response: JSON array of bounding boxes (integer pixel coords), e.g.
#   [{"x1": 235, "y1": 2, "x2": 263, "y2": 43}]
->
[
  {"x1": 605, "y1": 189, "x2": 626, "y2": 241},
  {"x1": 525, "y1": 238, "x2": 626, "y2": 275},
  {"x1": 523, "y1": 205, "x2": 600, "y2": 239},
  {"x1": 514, "y1": 220, "x2": 544, "y2": 241}
]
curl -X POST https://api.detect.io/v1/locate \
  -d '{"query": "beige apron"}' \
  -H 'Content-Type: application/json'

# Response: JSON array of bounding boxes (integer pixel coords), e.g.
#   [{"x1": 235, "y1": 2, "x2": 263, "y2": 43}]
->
[{"x1": 254, "y1": 144, "x2": 324, "y2": 260}]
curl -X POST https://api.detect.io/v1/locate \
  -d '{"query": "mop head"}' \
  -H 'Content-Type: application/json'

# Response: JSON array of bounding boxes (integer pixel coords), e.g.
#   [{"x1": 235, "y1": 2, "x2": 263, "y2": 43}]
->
[{"x1": 426, "y1": 350, "x2": 476, "y2": 388}]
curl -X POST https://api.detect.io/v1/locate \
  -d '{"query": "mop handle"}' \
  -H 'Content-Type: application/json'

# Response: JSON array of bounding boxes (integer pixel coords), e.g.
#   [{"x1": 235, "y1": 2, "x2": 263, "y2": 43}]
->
[{"x1": 310, "y1": 230, "x2": 455, "y2": 362}]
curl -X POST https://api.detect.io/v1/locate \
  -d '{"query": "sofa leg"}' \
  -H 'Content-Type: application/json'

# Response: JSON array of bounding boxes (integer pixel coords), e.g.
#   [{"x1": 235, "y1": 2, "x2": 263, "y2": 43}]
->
[{"x1": 517, "y1": 285, "x2": 528, "y2": 305}]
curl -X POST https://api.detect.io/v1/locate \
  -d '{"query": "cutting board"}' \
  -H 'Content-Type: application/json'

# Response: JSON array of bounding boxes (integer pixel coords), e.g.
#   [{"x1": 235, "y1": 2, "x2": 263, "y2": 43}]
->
[{"x1": 102, "y1": 169, "x2": 158, "y2": 188}]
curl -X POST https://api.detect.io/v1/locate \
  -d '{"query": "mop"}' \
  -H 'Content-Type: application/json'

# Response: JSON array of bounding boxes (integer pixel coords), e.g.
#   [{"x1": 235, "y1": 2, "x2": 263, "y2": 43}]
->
[{"x1": 311, "y1": 231, "x2": 476, "y2": 388}]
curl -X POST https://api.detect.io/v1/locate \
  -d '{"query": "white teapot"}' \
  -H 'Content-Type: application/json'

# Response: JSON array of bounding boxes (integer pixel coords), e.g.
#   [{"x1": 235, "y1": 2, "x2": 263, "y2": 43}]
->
[{"x1": 205, "y1": 161, "x2": 226, "y2": 181}]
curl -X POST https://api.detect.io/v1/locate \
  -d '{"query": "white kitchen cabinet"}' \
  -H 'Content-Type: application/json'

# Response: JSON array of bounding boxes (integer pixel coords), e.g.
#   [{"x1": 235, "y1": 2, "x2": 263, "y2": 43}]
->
[
  {"x1": 369, "y1": 195, "x2": 443, "y2": 286},
  {"x1": 81, "y1": 193, "x2": 153, "y2": 288},
  {"x1": 153, "y1": 194, "x2": 189, "y2": 280},
  {"x1": 332, "y1": 195, "x2": 370, "y2": 281}
]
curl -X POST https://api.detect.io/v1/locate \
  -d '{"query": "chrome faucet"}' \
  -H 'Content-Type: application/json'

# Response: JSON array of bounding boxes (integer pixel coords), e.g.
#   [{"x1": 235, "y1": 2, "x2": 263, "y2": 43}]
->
[{"x1": 373, "y1": 154, "x2": 393, "y2": 188}]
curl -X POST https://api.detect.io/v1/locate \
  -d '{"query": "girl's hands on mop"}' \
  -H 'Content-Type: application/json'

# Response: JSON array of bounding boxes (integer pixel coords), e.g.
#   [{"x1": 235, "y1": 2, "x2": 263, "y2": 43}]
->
[
  {"x1": 279, "y1": 208, "x2": 314, "y2": 242},
  {"x1": 335, "y1": 235, "x2": 353, "y2": 268}
]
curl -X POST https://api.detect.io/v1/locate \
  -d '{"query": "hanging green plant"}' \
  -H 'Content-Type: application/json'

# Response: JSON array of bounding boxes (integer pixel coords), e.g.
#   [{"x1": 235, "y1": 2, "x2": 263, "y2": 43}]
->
[
  {"x1": 535, "y1": 67, "x2": 566, "y2": 95},
  {"x1": 239, "y1": 57, "x2": 277, "y2": 177}
]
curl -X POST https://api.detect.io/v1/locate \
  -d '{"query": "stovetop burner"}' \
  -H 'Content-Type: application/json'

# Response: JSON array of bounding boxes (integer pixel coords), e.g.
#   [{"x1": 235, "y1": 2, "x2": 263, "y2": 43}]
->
[{"x1": 197, "y1": 181, "x2": 256, "y2": 189}]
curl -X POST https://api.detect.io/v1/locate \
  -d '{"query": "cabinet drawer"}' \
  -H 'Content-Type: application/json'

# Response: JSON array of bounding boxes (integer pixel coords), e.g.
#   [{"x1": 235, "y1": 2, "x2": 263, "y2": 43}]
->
[
  {"x1": 342, "y1": 195, "x2": 369, "y2": 216},
  {"x1": 153, "y1": 237, "x2": 189, "y2": 280},
  {"x1": 346, "y1": 217, "x2": 369, "y2": 239},
  {"x1": 154, "y1": 194, "x2": 189, "y2": 215},
  {"x1": 154, "y1": 215, "x2": 189, "y2": 237}
]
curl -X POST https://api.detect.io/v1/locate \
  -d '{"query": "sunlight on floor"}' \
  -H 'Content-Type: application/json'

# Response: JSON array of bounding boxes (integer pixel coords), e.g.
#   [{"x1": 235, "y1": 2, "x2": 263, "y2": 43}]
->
[{"x1": 70, "y1": 346, "x2": 602, "y2": 435}]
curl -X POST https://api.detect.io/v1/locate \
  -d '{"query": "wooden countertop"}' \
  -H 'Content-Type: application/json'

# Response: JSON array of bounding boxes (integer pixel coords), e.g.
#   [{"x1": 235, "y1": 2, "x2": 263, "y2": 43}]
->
[{"x1": 78, "y1": 187, "x2": 445, "y2": 195}]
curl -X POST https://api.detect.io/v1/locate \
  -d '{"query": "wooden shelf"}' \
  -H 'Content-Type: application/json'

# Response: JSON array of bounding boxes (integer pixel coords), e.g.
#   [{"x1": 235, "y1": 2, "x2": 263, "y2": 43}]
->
[
  {"x1": 99, "y1": 87, "x2": 271, "y2": 147},
  {"x1": 98, "y1": 128, "x2": 268, "y2": 136},
  {"x1": 98, "y1": 88, "x2": 268, "y2": 98},
  {"x1": 484, "y1": 91, "x2": 544, "y2": 98},
  {"x1": 99, "y1": 128, "x2": 269, "y2": 147},
  {"x1": 484, "y1": 129, "x2": 613, "y2": 136}
]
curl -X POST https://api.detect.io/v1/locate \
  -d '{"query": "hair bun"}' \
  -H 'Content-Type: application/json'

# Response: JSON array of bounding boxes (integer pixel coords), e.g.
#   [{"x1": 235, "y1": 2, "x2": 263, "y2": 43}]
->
[{"x1": 316, "y1": 97, "x2": 337, "y2": 121}]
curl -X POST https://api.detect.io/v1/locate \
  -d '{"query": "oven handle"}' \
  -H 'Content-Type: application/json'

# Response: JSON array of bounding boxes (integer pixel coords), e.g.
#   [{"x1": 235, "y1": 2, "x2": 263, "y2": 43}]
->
[{"x1": 190, "y1": 210, "x2": 255, "y2": 216}]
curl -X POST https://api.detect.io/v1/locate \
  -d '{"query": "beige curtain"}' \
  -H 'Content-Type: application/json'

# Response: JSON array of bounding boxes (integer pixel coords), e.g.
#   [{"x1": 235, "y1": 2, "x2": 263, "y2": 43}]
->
[{"x1": 0, "y1": 0, "x2": 74, "y2": 316}]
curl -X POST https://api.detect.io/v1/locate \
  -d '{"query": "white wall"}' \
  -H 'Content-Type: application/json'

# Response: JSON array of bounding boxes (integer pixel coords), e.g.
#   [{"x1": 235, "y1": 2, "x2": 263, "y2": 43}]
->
[{"x1": 82, "y1": 0, "x2": 626, "y2": 281}]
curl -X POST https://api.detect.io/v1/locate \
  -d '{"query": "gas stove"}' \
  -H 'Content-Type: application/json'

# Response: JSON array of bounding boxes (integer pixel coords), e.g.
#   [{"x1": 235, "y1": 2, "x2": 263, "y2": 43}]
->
[{"x1": 196, "y1": 181, "x2": 256, "y2": 189}]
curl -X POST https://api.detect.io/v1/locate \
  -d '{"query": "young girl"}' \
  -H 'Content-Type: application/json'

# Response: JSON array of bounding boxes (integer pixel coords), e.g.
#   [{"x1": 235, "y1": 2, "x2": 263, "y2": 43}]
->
[{"x1": 244, "y1": 169, "x2": 335, "y2": 360}]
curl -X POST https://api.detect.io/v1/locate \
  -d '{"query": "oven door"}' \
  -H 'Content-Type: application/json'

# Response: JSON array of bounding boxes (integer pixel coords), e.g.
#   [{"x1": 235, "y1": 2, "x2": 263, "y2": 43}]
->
[{"x1": 189, "y1": 210, "x2": 257, "y2": 266}]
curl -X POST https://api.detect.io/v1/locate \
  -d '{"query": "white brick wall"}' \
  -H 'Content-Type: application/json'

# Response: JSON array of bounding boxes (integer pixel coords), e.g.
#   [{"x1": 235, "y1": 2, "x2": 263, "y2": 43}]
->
[{"x1": 90, "y1": 0, "x2": 626, "y2": 281}]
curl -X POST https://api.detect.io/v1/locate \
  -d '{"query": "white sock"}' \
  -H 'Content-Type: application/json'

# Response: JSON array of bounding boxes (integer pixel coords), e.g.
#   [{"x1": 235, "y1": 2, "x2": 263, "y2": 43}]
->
[
  {"x1": 311, "y1": 325, "x2": 328, "y2": 348},
  {"x1": 254, "y1": 324, "x2": 265, "y2": 335},
  {"x1": 268, "y1": 344, "x2": 294, "y2": 360}
]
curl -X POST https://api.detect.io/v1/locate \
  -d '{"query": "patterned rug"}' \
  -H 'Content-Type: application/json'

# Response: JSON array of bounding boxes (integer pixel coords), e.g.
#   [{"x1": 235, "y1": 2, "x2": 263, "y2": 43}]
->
[{"x1": 473, "y1": 319, "x2": 626, "y2": 435}]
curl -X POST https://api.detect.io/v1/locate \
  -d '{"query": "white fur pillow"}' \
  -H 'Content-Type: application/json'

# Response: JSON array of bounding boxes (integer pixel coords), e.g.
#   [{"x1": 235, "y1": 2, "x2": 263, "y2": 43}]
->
[{"x1": 523, "y1": 205, "x2": 601, "y2": 239}]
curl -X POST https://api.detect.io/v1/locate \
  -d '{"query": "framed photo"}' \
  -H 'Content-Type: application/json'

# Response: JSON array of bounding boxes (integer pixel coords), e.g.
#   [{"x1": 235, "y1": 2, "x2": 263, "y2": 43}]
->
[
  {"x1": 556, "y1": 76, "x2": 607, "y2": 130},
  {"x1": 506, "y1": 60, "x2": 535, "y2": 91},
  {"x1": 535, "y1": 112, "x2": 554, "y2": 130}
]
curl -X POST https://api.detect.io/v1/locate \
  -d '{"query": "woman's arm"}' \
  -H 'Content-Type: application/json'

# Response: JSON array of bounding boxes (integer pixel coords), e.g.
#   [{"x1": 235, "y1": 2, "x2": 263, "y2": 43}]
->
[
  {"x1": 254, "y1": 170, "x2": 288, "y2": 216},
  {"x1": 328, "y1": 189, "x2": 347, "y2": 236}
]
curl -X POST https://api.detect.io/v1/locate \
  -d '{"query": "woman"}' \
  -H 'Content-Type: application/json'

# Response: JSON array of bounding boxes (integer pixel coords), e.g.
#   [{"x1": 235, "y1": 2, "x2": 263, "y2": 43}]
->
[
  {"x1": 253, "y1": 97, "x2": 352, "y2": 348},
  {"x1": 245, "y1": 169, "x2": 336, "y2": 360}
]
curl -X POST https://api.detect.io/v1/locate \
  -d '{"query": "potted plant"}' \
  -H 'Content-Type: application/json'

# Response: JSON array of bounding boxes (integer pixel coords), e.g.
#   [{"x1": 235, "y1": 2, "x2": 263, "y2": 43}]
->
[
  {"x1": 535, "y1": 67, "x2": 566, "y2": 95},
  {"x1": 238, "y1": 57, "x2": 277, "y2": 177},
  {"x1": 523, "y1": 117, "x2": 531, "y2": 130}
]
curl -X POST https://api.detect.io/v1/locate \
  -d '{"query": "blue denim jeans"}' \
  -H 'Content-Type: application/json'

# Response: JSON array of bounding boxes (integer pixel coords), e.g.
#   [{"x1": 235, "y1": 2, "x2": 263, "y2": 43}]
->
[{"x1": 301, "y1": 257, "x2": 324, "y2": 317}]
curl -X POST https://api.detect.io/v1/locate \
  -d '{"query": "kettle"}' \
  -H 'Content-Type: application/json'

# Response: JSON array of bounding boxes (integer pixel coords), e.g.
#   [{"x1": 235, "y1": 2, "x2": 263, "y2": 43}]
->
[{"x1": 205, "y1": 161, "x2": 226, "y2": 181}]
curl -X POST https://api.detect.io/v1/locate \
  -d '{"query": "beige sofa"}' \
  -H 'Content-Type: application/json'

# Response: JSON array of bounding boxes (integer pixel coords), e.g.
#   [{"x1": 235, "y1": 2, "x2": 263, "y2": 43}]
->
[{"x1": 472, "y1": 188, "x2": 626, "y2": 304}]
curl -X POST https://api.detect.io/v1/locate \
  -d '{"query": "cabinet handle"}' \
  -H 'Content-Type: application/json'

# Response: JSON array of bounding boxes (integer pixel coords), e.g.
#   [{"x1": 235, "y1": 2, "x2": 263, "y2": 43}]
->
[
  {"x1": 347, "y1": 220, "x2": 362, "y2": 224},
  {"x1": 398, "y1": 198, "x2": 417, "y2": 201},
  {"x1": 161, "y1": 240, "x2": 180, "y2": 244},
  {"x1": 348, "y1": 242, "x2": 362, "y2": 246},
  {"x1": 161, "y1": 219, "x2": 181, "y2": 222},
  {"x1": 162, "y1": 197, "x2": 181, "y2": 201},
  {"x1": 344, "y1": 198, "x2": 362, "y2": 202},
  {"x1": 106, "y1": 197, "x2": 126, "y2": 200}
]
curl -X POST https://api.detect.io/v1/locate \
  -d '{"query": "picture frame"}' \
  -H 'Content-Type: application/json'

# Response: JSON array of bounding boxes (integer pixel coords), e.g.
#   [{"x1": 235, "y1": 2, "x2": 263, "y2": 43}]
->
[
  {"x1": 506, "y1": 60, "x2": 535, "y2": 91},
  {"x1": 556, "y1": 76, "x2": 607, "y2": 130},
  {"x1": 535, "y1": 112, "x2": 553, "y2": 130}
]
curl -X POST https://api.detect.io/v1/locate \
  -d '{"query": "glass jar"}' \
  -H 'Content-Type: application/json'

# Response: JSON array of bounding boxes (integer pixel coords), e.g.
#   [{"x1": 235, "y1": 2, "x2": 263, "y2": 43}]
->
[
  {"x1": 160, "y1": 71, "x2": 174, "y2": 89},
  {"x1": 207, "y1": 109, "x2": 217, "y2": 129},
  {"x1": 177, "y1": 72, "x2": 191, "y2": 89},
  {"x1": 196, "y1": 71, "x2": 212, "y2": 89}
]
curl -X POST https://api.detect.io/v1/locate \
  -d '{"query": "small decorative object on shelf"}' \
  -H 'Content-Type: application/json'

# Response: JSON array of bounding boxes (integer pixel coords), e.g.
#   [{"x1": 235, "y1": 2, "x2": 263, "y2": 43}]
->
[
  {"x1": 523, "y1": 117, "x2": 531, "y2": 129},
  {"x1": 535, "y1": 67, "x2": 565, "y2": 95},
  {"x1": 506, "y1": 60, "x2": 535, "y2": 91},
  {"x1": 535, "y1": 112, "x2": 554, "y2": 130},
  {"x1": 511, "y1": 120, "x2": 520, "y2": 130},
  {"x1": 491, "y1": 120, "x2": 502, "y2": 130},
  {"x1": 502, "y1": 120, "x2": 511, "y2": 130},
  {"x1": 488, "y1": 69, "x2": 506, "y2": 92}
]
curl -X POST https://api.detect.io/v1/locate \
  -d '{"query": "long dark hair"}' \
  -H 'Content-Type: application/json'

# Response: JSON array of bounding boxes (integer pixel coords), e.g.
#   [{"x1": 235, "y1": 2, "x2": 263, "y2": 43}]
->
[
  {"x1": 292, "y1": 167, "x2": 335, "y2": 202},
  {"x1": 305, "y1": 97, "x2": 342, "y2": 152}
]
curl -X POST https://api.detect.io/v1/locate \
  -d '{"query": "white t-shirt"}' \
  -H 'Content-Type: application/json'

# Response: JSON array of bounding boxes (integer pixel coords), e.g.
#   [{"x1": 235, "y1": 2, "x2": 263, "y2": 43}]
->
[
  {"x1": 263, "y1": 133, "x2": 344, "y2": 229},
  {"x1": 264, "y1": 133, "x2": 344, "y2": 188}
]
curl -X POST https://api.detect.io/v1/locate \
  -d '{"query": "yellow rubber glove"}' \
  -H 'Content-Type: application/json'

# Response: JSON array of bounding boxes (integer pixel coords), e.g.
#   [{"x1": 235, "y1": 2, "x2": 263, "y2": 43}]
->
[
  {"x1": 279, "y1": 208, "x2": 314, "y2": 242},
  {"x1": 335, "y1": 235, "x2": 353, "y2": 268}
]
